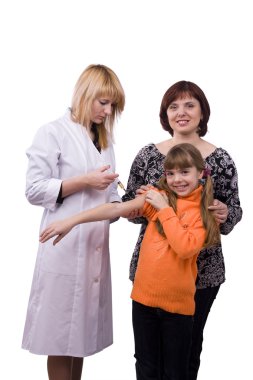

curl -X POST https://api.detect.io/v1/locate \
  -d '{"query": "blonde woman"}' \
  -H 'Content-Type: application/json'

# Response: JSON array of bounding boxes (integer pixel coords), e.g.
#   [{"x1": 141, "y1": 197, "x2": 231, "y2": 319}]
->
[{"x1": 22, "y1": 64, "x2": 125, "y2": 380}]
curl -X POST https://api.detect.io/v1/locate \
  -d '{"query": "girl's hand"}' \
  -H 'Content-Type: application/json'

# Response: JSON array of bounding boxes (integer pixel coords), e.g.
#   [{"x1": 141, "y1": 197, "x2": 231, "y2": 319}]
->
[
  {"x1": 39, "y1": 220, "x2": 74, "y2": 245},
  {"x1": 208, "y1": 199, "x2": 228, "y2": 224},
  {"x1": 145, "y1": 190, "x2": 169, "y2": 210}
]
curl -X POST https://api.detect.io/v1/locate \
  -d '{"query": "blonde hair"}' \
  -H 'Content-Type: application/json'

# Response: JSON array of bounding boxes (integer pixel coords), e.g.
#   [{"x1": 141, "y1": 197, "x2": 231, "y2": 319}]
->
[
  {"x1": 156, "y1": 143, "x2": 220, "y2": 248},
  {"x1": 71, "y1": 64, "x2": 125, "y2": 149}
]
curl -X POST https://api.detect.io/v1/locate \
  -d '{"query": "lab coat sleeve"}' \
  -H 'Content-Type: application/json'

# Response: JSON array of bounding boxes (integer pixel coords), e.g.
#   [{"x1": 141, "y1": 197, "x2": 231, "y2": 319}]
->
[
  {"x1": 107, "y1": 142, "x2": 121, "y2": 203},
  {"x1": 25, "y1": 124, "x2": 62, "y2": 211},
  {"x1": 108, "y1": 179, "x2": 121, "y2": 203}
]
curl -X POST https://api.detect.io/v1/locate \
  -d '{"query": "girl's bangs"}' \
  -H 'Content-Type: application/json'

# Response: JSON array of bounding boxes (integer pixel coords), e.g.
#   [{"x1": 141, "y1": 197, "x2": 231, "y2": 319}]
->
[{"x1": 165, "y1": 152, "x2": 193, "y2": 170}]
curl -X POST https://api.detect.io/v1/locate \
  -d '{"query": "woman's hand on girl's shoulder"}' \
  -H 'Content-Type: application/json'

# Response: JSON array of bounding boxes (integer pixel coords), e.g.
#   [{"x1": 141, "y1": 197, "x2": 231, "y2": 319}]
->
[
  {"x1": 208, "y1": 199, "x2": 228, "y2": 224},
  {"x1": 136, "y1": 184, "x2": 152, "y2": 196}
]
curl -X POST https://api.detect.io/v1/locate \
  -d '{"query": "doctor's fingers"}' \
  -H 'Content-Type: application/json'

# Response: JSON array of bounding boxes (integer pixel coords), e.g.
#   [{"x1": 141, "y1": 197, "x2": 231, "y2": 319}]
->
[
  {"x1": 103, "y1": 172, "x2": 119, "y2": 181},
  {"x1": 95, "y1": 182, "x2": 115, "y2": 190},
  {"x1": 99, "y1": 165, "x2": 111, "y2": 173},
  {"x1": 99, "y1": 173, "x2": 119, "y2": 187},
  {"x1": 95, "y1": 172, "x2": 118, "y2": 184}
]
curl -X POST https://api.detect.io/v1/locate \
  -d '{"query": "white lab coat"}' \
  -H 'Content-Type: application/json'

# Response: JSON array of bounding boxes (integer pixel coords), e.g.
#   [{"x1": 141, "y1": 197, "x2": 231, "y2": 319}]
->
[{"x1": 22, "y1": 110, "x2": 121, "y2": 357}]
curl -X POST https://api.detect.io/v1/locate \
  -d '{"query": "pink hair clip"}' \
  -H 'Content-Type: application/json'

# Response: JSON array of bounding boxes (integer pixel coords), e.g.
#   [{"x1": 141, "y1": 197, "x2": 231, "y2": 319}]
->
[{"x1": 203, "y1": 167, "x2": 211, "y2": 178}]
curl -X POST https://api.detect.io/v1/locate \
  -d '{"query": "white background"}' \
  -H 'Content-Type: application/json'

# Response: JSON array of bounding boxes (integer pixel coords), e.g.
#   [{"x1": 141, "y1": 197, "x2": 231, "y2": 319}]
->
[{"x1": 0, "y1": 1, "x2": 252, "y2": 379}]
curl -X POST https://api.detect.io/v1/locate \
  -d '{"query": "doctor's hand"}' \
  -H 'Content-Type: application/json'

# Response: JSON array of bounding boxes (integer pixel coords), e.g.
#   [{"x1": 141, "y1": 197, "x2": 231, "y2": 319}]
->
[
  {"x1": 40, "y1": 219, "x2": 74, "y2": 245},
  {"x1": 85, "y1": 165, "x2": 119, "y2": 190},
  {"x1": 208, "y1": 199, "x2": 228, "y2": 224}
]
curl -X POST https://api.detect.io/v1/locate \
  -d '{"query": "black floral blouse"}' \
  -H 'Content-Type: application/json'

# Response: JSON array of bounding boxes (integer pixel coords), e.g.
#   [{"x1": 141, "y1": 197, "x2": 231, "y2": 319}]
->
[{"x1": 122, "y1": 143, "x2": 242, "y2": 289}]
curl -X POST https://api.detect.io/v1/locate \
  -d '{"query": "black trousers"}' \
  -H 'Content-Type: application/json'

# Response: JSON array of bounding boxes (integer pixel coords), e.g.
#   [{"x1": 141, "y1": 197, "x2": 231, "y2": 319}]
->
[
  {"x1": 189, "y1": 285, "x2": 220, "y2": 380},
  {"x1": 132, "y1": 301, "x2": 193, "y2": 380}
]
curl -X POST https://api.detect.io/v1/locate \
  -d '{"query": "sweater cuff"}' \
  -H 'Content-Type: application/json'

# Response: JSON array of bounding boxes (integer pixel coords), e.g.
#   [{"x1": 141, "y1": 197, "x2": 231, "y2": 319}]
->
[{"x1": 157, "y1": 207, "x2": 176, "y2": 223}]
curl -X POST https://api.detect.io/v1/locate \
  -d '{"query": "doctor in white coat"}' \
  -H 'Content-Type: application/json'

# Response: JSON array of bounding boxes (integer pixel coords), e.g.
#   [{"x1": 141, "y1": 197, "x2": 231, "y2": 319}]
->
[{"x1": 22, "y1": 64, "x2": 125, "y2": 380}]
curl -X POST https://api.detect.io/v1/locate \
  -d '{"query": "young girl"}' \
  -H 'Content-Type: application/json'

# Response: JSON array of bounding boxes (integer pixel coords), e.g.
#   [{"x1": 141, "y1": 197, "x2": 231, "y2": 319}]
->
[{"x1": 40, "y1": 143, "x2": 220, "y2": 380}]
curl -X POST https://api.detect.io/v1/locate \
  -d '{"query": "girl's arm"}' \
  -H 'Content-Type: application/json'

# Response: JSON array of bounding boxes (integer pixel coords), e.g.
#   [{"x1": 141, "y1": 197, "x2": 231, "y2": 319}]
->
[
  {"x1": 157, "y1": 208, "x2": 207, "y2": 259},
  {"x1": 145, "y1": 189, "x2": 206, "y2": 259},
  {"x1": 40, "y1": 194, "x2": 146, "y2": 245},
  {"x1": 122, "y1": 145, "x2": 157, "y2": 224}
]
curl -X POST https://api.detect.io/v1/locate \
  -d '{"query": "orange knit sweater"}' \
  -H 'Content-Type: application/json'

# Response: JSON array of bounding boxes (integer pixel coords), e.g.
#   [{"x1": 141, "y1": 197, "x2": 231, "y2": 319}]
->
[{"x1": 131, "y1": 186, "x2": 206, "y2": 316}]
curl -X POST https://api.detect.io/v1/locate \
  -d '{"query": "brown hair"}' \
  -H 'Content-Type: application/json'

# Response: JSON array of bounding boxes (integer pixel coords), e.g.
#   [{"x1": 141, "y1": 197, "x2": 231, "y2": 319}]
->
[
  {"x1": 156, "y1": 143, "x2": 220, "y2": 248},
  {"x1": 71, "y1": 64, "x2": 125, "y2": 149},
  {"x1": 159, "y1": 81, "x2": 210, "y2": 137}
]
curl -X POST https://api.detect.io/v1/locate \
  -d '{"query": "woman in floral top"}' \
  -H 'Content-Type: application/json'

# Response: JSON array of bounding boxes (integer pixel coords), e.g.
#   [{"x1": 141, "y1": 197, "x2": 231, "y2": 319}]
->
[{"x1": 122, "y1": 81, "x2": 242, "y2": 380}]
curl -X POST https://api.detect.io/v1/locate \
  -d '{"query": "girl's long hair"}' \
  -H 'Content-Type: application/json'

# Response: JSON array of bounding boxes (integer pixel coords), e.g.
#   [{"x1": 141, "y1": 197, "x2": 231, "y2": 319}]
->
[{"x1": 156, "y1": 143, "x2": 220, "y2": 248}]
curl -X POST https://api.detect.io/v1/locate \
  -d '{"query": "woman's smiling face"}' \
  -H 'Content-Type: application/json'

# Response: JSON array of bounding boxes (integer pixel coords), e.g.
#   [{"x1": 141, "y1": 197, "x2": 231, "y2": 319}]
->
[{"x1": 166, "y1": 95, "x2": 203, "y2": 136}]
